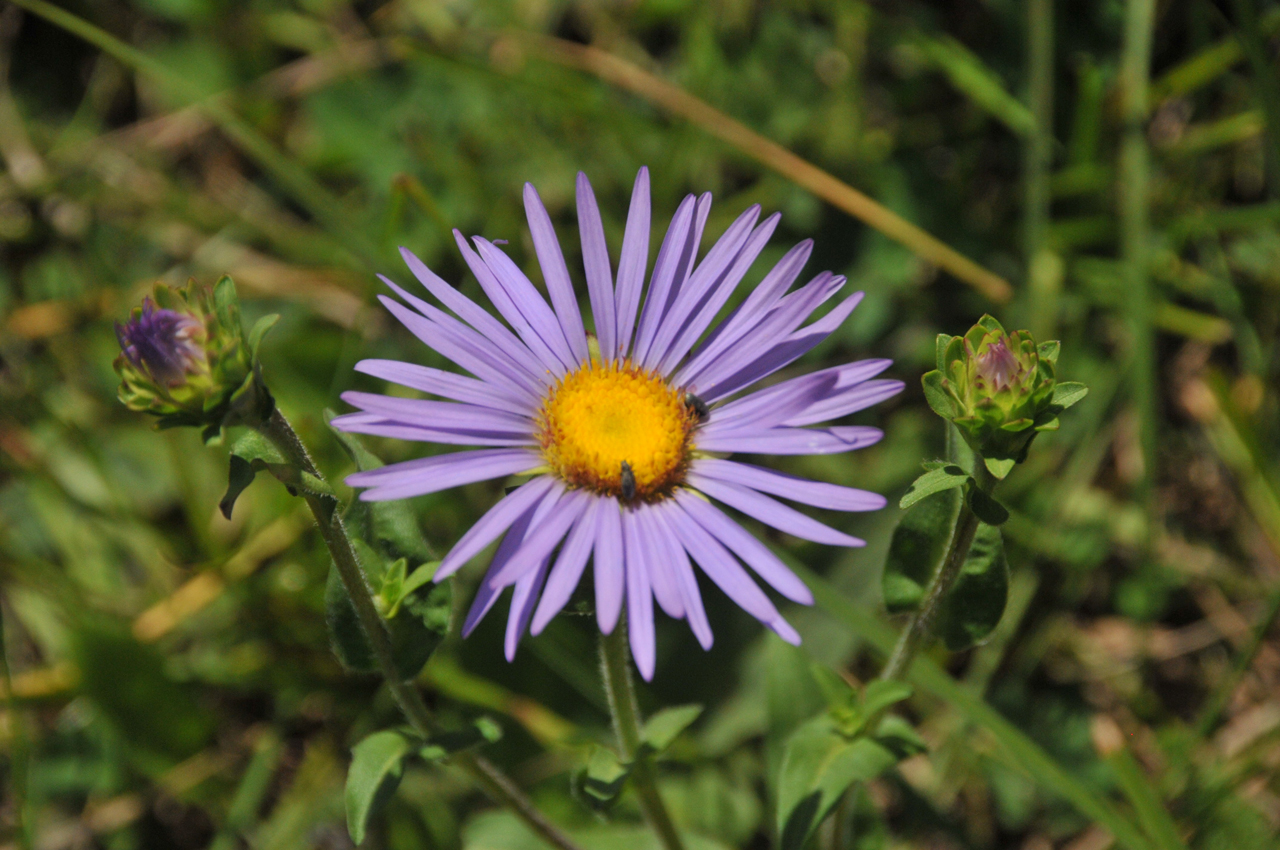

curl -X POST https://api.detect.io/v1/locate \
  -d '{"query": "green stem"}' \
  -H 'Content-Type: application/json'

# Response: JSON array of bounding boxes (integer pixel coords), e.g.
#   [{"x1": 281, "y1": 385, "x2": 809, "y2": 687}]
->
[
  {"x1": 1120, "y1": 0, "x2": 1157, "y2": 519},
  {"x1": 598, "y1": 623, "x2": 686, "y2": 850},
  {"x1": 1025, "y1": 0, "x2": 1059, "y2": 342},
  {"x1": 257, "y1": 410, "x2": 583, "y2": 850}
]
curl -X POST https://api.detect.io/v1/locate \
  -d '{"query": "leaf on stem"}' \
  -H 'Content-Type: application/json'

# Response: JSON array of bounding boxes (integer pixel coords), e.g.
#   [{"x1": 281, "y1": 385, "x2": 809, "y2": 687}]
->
[
  {"x1": 936, "y1": 523, "x2": 1009, "y2": 651},
  {"x1": 900, "y1": 463, "x2": 970, "y2": 509},
  {"x1": 883, "y1": 489, "x2": 960, "y2": 614},
  {"x1": 346, "y1": 730, "x2": 415, "y2": 845},
  {"x1": 639, "y1": 704, "x2": 703, "y2": 755}
]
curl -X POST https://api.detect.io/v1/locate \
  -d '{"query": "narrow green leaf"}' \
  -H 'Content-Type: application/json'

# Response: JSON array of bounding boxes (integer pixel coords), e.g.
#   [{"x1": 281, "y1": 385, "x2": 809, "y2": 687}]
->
[
  {"x1": 934, "y1": 333, "x2": 956, "y2": 371},
  {"x1": 1037, "y1": 339, "x2": 1061, "y2": 364},
  {"x1": 862, "y1": 681, "x2": 913, "y2": 720},
  {"x1": 639, "y1": 704, "x2": 703, "y2": 755},
  {"x1": 873, "y1": 715, "x2": 928, "y2": 760},
  {"x1": 212, "y1": 275, "x2": 241, "y2": 334},
  {"x1": 882, "y1": 489, "x2": 959, "y2": 614},
  {"x1": 776, "y1": 715, "x2": 899, "y2": 850},
  {"x1": 1052, "y1": 381, "x2": 1089, "y2": 410},
  {"x1": 936, "y1": 523, "x2": 1009, "y2": 651},
  {"x1": 916, "y1": 35, "x2": 1037, "y2": 135},
  {"x1": 380, "y1": 558, "x2": 408, "y2": 617},
  {"x1": 220, "y1": 454, "x2": 259, "y2": 520},
  {"x1": 247, "y1": 313, "x2": 280, "y2": 359},
  {"x1": 345, "y1": 730, "x2": 415, "y2": 845},
  {"x1": 900, "y1": 465, "x2": 970, "y2": 509},
  {"x1": 967, "y1": 487, "x2": 1010, "y2": 525}
]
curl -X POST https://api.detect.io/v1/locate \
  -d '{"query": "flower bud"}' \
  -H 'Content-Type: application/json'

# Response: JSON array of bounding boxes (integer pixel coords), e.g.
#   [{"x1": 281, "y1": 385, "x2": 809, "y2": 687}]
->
[
  {"x1": 922, "y1": 315, "x2": 1072, "y2": 473},
  {"x1": 114, "y1": 276, "x2": 274, "y2": 439}
]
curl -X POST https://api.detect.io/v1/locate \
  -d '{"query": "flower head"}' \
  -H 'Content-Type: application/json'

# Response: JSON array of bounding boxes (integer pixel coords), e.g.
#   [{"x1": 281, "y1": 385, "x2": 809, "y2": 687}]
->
[
  {"x1": 334, "y1": 169, "x2": 902, "y2": 679},
  {"x1": 925, "y1": 315, "x2": 1060, "y2": 469},
  {"x1": 114, "y1": 276, "x2": 273, "y2": 437}
]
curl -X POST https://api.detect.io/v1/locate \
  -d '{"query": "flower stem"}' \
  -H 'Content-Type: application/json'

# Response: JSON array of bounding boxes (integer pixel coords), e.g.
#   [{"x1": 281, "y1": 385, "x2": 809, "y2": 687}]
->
[
  {"x1": 598, "y1": 623, "x2": 686, "y2": 850},
  {"x1": 879, "y1": 463, "x2": 995, "y2": 683},
  {"x1": 257, "y1": 409, "x2": 583, "y2": 850}
]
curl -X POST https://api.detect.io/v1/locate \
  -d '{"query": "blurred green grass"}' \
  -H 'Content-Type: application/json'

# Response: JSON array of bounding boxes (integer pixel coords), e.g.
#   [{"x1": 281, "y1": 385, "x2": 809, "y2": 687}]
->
[{"x1": 2, "y1": 1, "x2": 1280, "y2": 848}]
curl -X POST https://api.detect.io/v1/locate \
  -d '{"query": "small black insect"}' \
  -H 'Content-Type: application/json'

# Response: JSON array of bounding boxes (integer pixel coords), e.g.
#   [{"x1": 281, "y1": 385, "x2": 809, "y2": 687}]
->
[
  {"x1": 684, "y1": 391, "x2": 710, "y2": 422},
  {"x1": 620, "y1": 460, "x2": 637, "y2": 501}
]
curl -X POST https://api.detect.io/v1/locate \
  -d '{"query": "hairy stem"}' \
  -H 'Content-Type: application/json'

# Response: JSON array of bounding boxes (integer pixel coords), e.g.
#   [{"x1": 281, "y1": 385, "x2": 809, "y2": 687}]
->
[
  {"x1": 879, "y1": 464, "x2": 995, "y2": 682},
  {"x1": 599, "y1": 623, "x2": 686, "y2": 850},
  {"x1": 257, "y1": 409, "x2": 583, "y2": 850}
]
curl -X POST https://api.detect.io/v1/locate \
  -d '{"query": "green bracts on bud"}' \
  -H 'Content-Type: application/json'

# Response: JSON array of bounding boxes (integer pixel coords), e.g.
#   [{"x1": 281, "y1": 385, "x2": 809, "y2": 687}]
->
[
  {"x1": 114, "y1": 276, "x2": 277, "y2": 441},
  {"x1": 922, "y1": 315, "x2": 1085, "y2": 477}
]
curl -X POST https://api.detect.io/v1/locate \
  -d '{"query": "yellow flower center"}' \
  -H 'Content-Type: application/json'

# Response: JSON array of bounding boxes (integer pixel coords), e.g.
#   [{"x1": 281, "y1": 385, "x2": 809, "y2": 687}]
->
[{"x1": 538, "y1": 361, "x2": 696, "y2": 501}]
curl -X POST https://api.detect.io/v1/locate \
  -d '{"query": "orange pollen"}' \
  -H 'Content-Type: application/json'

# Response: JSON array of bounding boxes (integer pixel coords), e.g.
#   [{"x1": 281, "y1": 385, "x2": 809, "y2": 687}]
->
[{"x1": 537, "y1": 361, "x2": 696, "y2": 502}]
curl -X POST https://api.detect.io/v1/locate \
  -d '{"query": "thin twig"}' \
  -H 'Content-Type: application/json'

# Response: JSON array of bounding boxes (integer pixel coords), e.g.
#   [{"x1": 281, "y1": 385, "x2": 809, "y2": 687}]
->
[{"x1": 527, "y1": 34, "x2": 1013, "y2": 303}]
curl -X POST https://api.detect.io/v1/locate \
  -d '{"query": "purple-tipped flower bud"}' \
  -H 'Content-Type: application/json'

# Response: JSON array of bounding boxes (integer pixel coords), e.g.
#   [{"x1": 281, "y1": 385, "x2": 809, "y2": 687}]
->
[
  {"x1": 922, "y1": 315, "x2": 1083, "y2": 477},
  {"x1": 115, "y1": 298, "x2": 209, "y2": 387},
  {"x1": 114, "y1": 276, "x2": 274, "y2": 438}
]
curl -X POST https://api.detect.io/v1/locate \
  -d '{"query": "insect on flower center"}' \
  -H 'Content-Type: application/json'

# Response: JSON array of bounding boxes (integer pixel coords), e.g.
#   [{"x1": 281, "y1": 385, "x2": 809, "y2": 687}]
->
[{"x1": 538, "y1": 361, "x2": 697, "y2": 501}]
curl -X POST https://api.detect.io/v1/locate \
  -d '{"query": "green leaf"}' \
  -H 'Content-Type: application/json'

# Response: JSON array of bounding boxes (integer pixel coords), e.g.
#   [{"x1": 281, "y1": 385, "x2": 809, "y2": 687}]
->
[
  {"x1": 578, "y1": 745, "x2": 631, "y2": 809},
  {"x1": 379, "y1": 558, "x2": 407, "y2": 616},
  {"x1": 915, "y1": 35, "x2": 1036, "y2": 135},
  {"x1": 810, "y1": 664, "x2": 858, "y2": 719},
  {"x1": 921, "y1": 370, "x2": 959, "y2": 420},
  {"x1": 861, "y1": 681, "x2": 914, "y2": 720},
  {"x1": 326, "y1": 562, "x2": 375, "y2": 673},
  {"x1": 900, "y1": 464, "x2": 970, "y2": 509},
  {"x1": 246, "y1": 313, "x2": 280, "y2": 359},
  {"x1": 417, "y1": 717, "x2": 503, "y2": 761},
  {"x1": 1051, "y1": 381, "x2": 1089, "y2": 410},
  {"x1": 882, "y1": 489, "x2": 959, "y2": 614},
  {"x1": 776, "y1": 716, "x2": 899, "y2": 850},
  {"x1": 984, "y1": 456, "x2": 1017, "y2": 479},
  {"x1": 936, "y1": 523, "x2": 1008, "y2": 651},
  {"x1": 220, "y1": 454, "x2": 258, "y2": 519},
  {"x1": 345, "y1": 730, "x2": 416, "y2": 845},
  {"x1": 873, "y1": 715, "x2": 928, "y2": 760},
  {"x1": 639, "y1": 704, "x2": 703, "y2": 755},
  {"x1": 967, "y1": 487, "x2": 1010, "y2": 525}
]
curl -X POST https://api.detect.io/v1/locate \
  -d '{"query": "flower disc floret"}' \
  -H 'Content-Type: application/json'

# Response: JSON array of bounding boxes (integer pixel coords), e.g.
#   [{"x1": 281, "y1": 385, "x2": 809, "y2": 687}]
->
[{"x1": 538, "y1": 361, "x2": 695, "y2": 501}]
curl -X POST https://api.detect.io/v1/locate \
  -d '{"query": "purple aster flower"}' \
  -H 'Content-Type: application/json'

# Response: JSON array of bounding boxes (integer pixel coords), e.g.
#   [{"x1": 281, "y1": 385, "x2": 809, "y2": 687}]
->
[{"x1": 333, "y1": 168, "x2": 902, "y2": 680}]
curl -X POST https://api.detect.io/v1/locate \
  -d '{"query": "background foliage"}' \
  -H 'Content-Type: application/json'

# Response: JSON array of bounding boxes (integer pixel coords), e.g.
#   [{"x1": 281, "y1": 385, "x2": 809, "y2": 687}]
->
[{"x1": 2, "y1": 0, "x2": 1279, "y2": 848}]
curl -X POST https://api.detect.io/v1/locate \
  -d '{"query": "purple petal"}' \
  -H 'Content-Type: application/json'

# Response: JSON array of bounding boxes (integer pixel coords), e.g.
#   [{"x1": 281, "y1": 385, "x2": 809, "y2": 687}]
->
[
  {"x1": 704, "y1": 371, "x2": 840, "y2": 434},
  {"x1": 524, "y1": 183, "x2": 590, "y2": 363},
  {"x1": 530, "y1": 496, "x2": 602, "y2": 634},
  {"x1": 462, "y1": 500, "x2": 540, "y2": 636},
  {"x1": 677, "y1": 239, "x2": 812, "y2": 384},
  {"x1": 340, "y1": 391, "x2": 531, "y2": 432},
  {"x1": 376, "y1": 294, "x2": 541, "y2": 404},
  {"x1": 613, "y1": 168, "x2": 651, "y2": 360},
  {"x1": 692, "y1": 458, "x2": 887, "y2": 512},
  {"x1": 700, "y1": 291, "x2": 866, "y2": 401},
  {"x1": 650, "y1": 504, "x2": 713, "y2": 649},
  {"x1": 486, "y1": 488, "x2": 590, "y2": 587},
  {"x1": 473, "y1": 237, "x2": 579, "y2": 371},
  {"x1": 397, "y1": 249, "x2": 545, "y2": 382},
  {"x1": 504, "y1": 555, "x2": 551, "y2": 661},
  {"x1": 630, "y1": 193, "x2": 697, "y2": 362},
  {"x1": 688, "y1": 272, "x2": 843, "y2": 393},
  {"x1": 635, "y1": 504, "x2": 683, "y2": 619},
  {"x1": 665, "y1": 500, "x2": 798, "y2": 644},
  {"x1": 594, "y1": 496, "x2": 625, "y2": 634},
  {"x1": 576, "y1": 173, "x2": 616, "y2": 359},
  {"x1": 675, "y1": 491, "x2": 812, "y2": 603},
  {"x1": 688, "y1": 473, "x2": 865, "y2": 547},
  {"x1": 354, "y1": 359, "x2": 534, "y2": 414},
  {"x1": 696, "y1": 425, "x2": 883, "y2": 455},
  {"x1": 656, "y1": 212, "x2": 779, "y2": 375},
  {"x1": 624, "y1": 509, "x2": 657, "y2": 681},
  {"x1": 329, "y1": 413, "x2": 534, "y2": 447},
  {"x1": 784, "y1": 379, "x2": 905, "y2": 427},
  {"x1": 346, "y1": 448, "x2": 542, "y2": 502},
  {"x1": 453, "y1": 231, "x2": 569, "y2": 376},
  {"x1": 437, "y1": 476, "x2": 556, "y2": 579}
]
